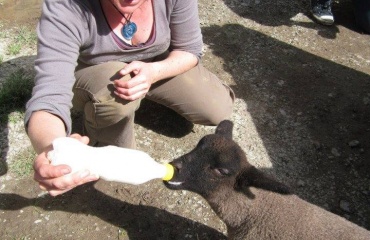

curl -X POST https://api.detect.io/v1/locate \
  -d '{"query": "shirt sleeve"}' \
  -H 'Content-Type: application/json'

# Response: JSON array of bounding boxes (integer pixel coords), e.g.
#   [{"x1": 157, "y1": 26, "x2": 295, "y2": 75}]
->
[
  {"x1": 25, "y1": 0, "x2": 90, "y2": 135},
  {"x1": 169, "y1": 0, "x2": 203, "y2": 59}
]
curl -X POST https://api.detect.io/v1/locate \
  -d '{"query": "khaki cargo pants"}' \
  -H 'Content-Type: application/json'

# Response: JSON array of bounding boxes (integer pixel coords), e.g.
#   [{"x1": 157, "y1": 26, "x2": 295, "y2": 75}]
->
[{"x1": 72, "y1": 59, "x2": 235, "y2": 148}]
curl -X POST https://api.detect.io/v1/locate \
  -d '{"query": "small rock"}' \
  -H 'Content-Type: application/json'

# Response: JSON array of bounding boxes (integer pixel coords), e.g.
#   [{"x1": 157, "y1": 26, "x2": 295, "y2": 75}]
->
[
  {"x1": 339, "y1": 200, "x2": 351, "y2": 213},
  {"x1": 363, "y1": 97, "x2": 370, "y2": 105},
  {"x1": 348, "y1": 140, "x2": 360, "y2": 148},
  {"x1": 297, "y1": 180, "x2": 305, "y2": 187},
  {"x1": 312, "y1": 141, "x2": 321, "y2": 150},
  {"x1": 279, "y1": 109, "x2": 287, "y2": 116},
  {"x1": 167, "y1": 204, "x2": 176, "y2": 209},
  {"x1": 331, "y1": 148, "x2": 341, "y2": 157},
  {"x1": 241, "y1": 0, "x2": 251, "y2": 6}
]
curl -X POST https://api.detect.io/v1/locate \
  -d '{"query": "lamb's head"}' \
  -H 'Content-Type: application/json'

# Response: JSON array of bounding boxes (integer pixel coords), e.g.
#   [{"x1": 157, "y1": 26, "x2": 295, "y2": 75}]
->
[
  {"x1": 165, "y1": 120, "x2": 291, "y2": 198},
  {"x1": 165, "y1": 120, "x2": 251, "y2": 197}
]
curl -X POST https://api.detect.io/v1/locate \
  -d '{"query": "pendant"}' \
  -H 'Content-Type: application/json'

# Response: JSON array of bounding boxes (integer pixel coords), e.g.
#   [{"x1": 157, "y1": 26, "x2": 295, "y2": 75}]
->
[{"x1": 121, "y1": 22, "x2": 137, "y2": 40}]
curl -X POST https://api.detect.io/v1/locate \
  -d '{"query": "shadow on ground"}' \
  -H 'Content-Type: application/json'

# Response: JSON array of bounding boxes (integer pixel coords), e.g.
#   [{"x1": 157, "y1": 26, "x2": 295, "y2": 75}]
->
[
  {"x1": 0, "y1": 181, "x2": 226, "y2": 240},
  {"x1": 0, "y1": 55, "x2": 36, "y2": 177},
  {"x1": 221, "y1": 0, "x2": 364, "y2": 37},
  {"x1": 202, "y1": 22, "x2": 370, "y2": 229}
]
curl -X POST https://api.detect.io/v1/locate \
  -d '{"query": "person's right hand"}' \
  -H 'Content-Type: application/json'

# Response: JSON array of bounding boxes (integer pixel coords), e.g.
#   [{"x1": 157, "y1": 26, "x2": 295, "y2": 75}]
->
[{"x1": 33, "y1": 134, "x2": 99, "y2": 196}]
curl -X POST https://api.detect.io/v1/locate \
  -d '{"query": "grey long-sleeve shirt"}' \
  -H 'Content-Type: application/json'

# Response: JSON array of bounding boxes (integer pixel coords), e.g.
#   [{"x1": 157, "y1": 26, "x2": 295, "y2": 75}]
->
[{"x1": 25, "y1": 0, "x2": 203, "y2": 134}]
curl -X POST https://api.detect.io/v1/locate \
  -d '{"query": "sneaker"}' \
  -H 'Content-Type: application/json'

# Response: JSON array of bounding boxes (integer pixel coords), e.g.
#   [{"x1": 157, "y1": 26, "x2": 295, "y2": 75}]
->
[{"x1": 311, "y1": 0, "x2": 334, "y2": 25}]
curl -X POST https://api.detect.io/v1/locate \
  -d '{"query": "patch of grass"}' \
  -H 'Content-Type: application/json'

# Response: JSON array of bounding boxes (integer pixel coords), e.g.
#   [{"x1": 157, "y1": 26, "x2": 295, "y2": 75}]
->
[
  {"x1": 18, "y1": 237, "x2": 31, "y2": 240},
  {"x1": 8, "y1": 146, "x2": 36, "y2": 178},
  {"x1": 15, "y1": 27, "x2": 37, "y2": 45},
  {"x1": 118, "y1": 228, "x2": 128, "y2": 239},
  {"x1": 10, "y1": 235, "x2": 31, "y2": 240},
  {"x1": 0, "y1": 54, "x2": 3, "y2": 64},
  {"x1": 7, "y1": 42, "x2": 22, "y2": 55},
  {"x1": 6, "y1": 26, "x2": 37, "y2": 56},
  {"x1": 7, "y1": 111, "x2": 25, "y2": 124},
  {"x1": 0, "y1": 69, "x2": 34, "y2": 123}
]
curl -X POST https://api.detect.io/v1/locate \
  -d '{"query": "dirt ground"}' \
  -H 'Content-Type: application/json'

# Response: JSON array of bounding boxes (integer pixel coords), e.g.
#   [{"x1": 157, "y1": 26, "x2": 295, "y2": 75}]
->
[{"x1": 0, "y1": 0, "x2": 370, "y2": 239}]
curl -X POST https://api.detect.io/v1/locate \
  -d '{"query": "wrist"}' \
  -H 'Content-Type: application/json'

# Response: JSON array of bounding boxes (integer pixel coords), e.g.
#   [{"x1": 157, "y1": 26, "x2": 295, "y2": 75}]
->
[{"x1": 150, "y1": 61, "x2": 163, "y2": 83}]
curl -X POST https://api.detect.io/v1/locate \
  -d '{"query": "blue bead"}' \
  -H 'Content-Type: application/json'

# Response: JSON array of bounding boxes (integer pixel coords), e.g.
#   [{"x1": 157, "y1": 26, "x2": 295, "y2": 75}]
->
[{"x1": 122, "y1": 22, "x2": 137, "y2": 40}]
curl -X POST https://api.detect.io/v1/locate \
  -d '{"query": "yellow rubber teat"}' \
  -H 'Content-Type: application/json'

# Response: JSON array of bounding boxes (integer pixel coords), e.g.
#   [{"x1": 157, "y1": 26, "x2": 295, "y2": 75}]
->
[{"x1": 162, "y1": 163, "x2": 174, "y2": 181}]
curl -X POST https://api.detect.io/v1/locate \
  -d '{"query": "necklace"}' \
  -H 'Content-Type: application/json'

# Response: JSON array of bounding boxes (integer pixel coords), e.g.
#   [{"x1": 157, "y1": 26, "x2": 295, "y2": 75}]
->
[{"x1": 110, "y1": 2, "x2": 137, "y2": 40}]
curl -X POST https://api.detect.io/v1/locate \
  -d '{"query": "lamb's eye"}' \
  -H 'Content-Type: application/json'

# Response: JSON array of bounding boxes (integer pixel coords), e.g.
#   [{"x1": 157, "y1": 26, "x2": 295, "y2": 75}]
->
[{"x1": 213, "y1": 168, "x2": 230, "y2": 176}]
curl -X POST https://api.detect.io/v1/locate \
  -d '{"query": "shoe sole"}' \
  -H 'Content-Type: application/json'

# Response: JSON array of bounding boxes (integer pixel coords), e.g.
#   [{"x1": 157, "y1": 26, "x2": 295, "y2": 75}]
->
[{"x1": 312, "y1": 14, "x2": 334, "y2": 25}]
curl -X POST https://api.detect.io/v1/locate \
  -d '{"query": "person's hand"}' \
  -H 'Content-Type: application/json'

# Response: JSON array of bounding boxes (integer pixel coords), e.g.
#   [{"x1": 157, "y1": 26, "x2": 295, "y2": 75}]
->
[
  {"x1": 113, "y1": 61, "x2": 158, "y2": 101},
  {"x1": 33, "y1": 134, "x2": 99, "y2": 196}
]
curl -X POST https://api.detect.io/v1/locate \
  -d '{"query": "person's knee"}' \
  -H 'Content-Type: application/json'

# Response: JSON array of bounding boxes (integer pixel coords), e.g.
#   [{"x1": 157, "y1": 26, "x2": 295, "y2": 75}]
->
[
  {"x1": 192, "y1": 93, "x2": 235, "y2": 126},
  {"x1": 206, "y1": 103, "x2": 234, "y2": 126},
  {"x1": 209, "y1": 87, "x2": 235, "y2": 125}
]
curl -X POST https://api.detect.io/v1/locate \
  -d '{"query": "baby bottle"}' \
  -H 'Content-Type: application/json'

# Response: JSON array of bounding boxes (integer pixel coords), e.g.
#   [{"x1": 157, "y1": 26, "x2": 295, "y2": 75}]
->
[{"x1": 47, "y1": 137, "x2": 174, "y2": 184}]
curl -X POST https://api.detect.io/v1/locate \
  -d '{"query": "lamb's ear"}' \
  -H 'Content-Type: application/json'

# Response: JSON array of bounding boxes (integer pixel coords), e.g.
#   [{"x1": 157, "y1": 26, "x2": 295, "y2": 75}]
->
[
  {"x1": 235, "y1": 166, "x2": 292, "y2": 198},
  {"x1": 215, "y1": 120, "x2": 233, "y2": 139}
]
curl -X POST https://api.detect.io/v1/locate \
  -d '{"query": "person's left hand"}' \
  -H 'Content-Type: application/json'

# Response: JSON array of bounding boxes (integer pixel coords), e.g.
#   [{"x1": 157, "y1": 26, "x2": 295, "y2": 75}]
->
[{"x1": 113, "y1": 61, "x2": 158, "y2": 101}]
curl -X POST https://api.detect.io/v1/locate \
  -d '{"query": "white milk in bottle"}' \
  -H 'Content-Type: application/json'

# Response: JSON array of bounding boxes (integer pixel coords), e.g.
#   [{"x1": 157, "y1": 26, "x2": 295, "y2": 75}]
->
[{"x1": 47, "y1": 137, "x2": 174, "y2": 184}]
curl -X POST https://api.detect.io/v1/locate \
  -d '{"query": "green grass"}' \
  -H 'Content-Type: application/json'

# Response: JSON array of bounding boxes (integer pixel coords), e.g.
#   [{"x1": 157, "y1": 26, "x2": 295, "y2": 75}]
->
[
  {"x1": 8, "y1": 146, "x2": 36, "y2": 178},
  {"x1": 18, "y1": 236, "x2": 31, "y2": 240},
  {"x1": 9, "y1": 235, "x2": 31, "y2": 240},
  {"x1": 6, "y1": 26, "x2": 37, "y2": 55},
  {"x1": 15, "y1": 27, "x2": 37, "y2": 44},
  {"x1": 0, "y1": 24, "x2": 37, "y2": 178},
  {"x1": 0, "y1": 69, "x2": 34, "y2": 123},
  {"x1": 7, "y1": 111, "x2": 25, "y2": 124},
  {"x1": 7, "y1": 42, "x2": 22, "y2": 55}
]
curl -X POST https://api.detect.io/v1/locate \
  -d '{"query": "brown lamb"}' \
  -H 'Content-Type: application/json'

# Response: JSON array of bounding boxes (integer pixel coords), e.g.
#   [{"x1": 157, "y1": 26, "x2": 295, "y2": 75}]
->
[{"x1": 165, "y1": 120, "x2": 370, "y2": 240}]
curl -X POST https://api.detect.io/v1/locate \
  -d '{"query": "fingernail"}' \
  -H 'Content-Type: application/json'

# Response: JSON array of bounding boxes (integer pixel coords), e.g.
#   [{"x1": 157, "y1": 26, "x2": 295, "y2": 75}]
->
[
  {"x1": 89, "y1": 174, "x2": 100, "y2": 181},
  {"x1": 79, "y1": 169, "x2": 90, "y2": 178},
  {"x1": 61, "y1": 168, "x2": 71, "y2": 175}
]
